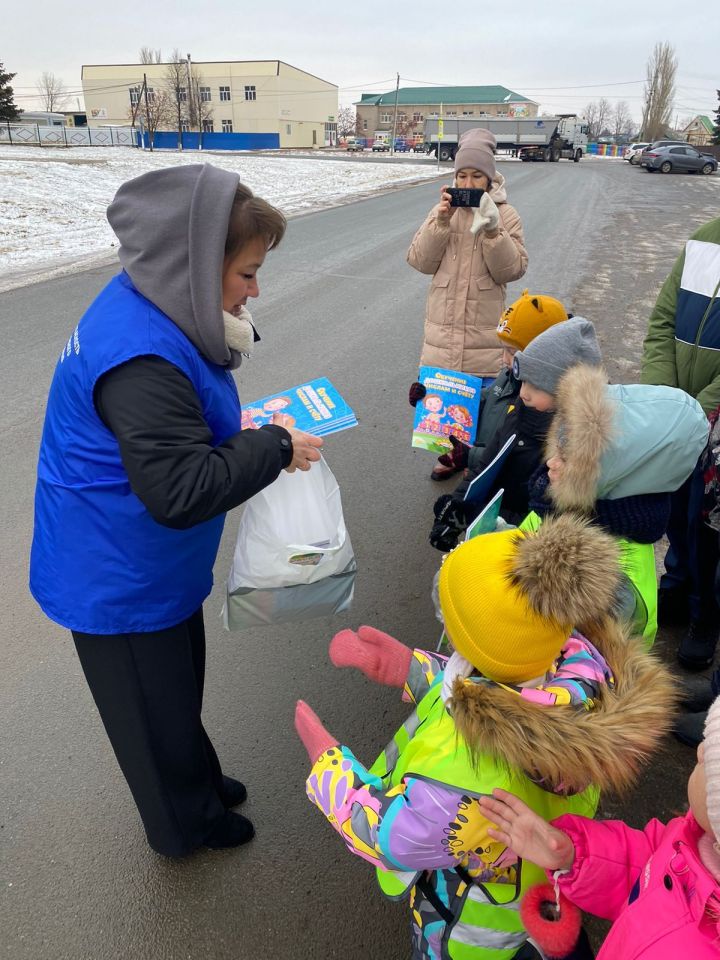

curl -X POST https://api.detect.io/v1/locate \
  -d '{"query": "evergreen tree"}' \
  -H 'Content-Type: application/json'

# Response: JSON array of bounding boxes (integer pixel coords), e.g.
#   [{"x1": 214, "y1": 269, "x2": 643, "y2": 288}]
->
[
  {"x1": 0, "y1": 61, "x2": 20, "y2": 121},
  {"x1": 713, "y1": 89, "x2": 720, "y2": 146}
]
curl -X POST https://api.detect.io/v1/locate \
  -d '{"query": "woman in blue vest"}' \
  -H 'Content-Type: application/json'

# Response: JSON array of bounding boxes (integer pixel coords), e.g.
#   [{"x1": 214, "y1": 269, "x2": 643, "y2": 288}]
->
[{"x1": 29, "y1": 164, "x2": 323, "y2": 857}]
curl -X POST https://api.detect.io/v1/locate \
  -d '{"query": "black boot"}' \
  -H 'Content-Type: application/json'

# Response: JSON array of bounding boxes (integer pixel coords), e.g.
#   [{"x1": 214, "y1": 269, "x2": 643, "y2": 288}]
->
[
  {"x1": 679, "y1": 675, "x2": 716, "y2": 712},
  {"x1": 204, "y1": 811, "x2": 255, "y2": 849},
  {"x1": 678, "y1": 620, "x2": 720, "y2": 671},
  {"x1": 673, "y1": 711, "x2": 707, "y2": 748},
  {"x1": 218, "y1": 775, "x2": 247, "y2": 808},
  {"x1": 657, "y1": 586, "x2": 691, "y2": 628}
]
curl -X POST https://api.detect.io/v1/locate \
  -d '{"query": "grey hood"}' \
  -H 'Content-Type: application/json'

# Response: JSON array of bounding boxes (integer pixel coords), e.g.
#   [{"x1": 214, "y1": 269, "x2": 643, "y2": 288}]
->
[{"x1": 107, "y1": 163, "x2": 242, "y2": 368}]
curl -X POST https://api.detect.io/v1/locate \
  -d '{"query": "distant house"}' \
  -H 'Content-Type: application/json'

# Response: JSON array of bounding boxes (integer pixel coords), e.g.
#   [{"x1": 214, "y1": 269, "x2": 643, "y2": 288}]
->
[
  {"x1": 354, "y1": 85, "x2": 537, "y2": 140},
  {"x1": 683, "y1": 115, "x2": 714, "y2": 146}
]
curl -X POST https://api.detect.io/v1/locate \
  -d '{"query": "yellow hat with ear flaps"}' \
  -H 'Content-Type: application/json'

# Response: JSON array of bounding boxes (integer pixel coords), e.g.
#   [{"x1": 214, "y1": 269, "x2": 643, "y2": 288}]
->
[
  {"x1": 497, "y1": 289, "x2": 568, "y2": 351},
  {"x1": 438, "y1": 515, "x2": 621, "y2": 684}
]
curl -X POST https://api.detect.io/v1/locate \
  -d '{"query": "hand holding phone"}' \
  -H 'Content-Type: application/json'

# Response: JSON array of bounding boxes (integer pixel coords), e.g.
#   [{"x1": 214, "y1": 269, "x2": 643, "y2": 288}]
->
[{"x1": 448, "y1": 187, "x2": 485, "y2": 207}]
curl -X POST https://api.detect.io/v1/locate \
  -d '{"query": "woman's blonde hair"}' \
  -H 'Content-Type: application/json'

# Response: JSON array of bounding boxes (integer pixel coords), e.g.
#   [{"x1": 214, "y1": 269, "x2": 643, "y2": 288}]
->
[{"x1": 224, "y1": 184, "x2": 286, "y2": 259}]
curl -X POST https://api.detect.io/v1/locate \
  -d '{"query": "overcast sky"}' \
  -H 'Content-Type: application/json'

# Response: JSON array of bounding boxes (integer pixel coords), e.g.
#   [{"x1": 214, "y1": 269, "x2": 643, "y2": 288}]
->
[{"x1": 6, "y1": 0, "x2": 717, "y2": 123}]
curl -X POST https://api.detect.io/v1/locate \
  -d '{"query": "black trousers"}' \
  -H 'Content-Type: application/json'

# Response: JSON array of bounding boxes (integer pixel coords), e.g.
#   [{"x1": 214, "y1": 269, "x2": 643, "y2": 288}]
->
[{"x1": 72, "y1": 608, "x2": 227, "y2": 856}]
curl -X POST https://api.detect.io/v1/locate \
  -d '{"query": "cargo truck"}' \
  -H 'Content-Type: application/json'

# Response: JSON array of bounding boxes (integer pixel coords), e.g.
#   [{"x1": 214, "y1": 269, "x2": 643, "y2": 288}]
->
[{"x1": 423, "y1": 115, "x2": 589, "y2": 163}]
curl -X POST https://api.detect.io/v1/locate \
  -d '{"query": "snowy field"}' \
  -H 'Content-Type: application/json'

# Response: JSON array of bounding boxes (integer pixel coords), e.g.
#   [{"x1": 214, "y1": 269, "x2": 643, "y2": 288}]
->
[{"x1": 0, "y1": 146, "x2": 442, "y2": 289}]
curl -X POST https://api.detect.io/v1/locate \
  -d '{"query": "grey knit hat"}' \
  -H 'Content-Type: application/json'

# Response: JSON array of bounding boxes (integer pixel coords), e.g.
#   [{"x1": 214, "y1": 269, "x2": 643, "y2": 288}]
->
[
  {"x1": 513, "y1": 317, "x2": 602, "y2": 394},
  {"x1": 454, "y1": 128, "x2": 497, "y2": 180}
]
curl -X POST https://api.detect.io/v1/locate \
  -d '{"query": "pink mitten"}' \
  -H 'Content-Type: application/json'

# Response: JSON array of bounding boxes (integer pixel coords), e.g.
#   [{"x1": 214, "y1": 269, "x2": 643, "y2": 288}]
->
[
  {"x1": 329, "y1": 625, "x2": 412, "y2": 688},
  {"x1": 295, "y1": 700, "x2": 339, "y2": 765}
]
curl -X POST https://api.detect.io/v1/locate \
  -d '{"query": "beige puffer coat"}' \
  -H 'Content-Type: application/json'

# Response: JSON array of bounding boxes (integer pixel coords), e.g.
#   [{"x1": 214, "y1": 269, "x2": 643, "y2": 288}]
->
[{"x1": 407, "y1": 174, "x2": 528, "y2": 377}]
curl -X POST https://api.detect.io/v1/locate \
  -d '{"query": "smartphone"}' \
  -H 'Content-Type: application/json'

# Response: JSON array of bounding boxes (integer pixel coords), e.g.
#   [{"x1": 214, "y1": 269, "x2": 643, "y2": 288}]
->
[{"x1": 448, "y1": 187, "x2": 485, "y2": 207}]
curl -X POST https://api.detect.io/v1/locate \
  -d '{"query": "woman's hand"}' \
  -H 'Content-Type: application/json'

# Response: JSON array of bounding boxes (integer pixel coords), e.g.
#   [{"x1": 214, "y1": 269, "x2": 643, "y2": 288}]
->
[
  {"x1": 437, "y1": 185, "x2": 455, "y2": 223},
  {"x1": 547, "y1": 455, "x2": 566, "y2": 487},
  {"x1": 479, "y1": 788, "x2": 575, "y2": 872},
  {"x1": 284, "y1": 428, "x2": 323, "y2": 472}
]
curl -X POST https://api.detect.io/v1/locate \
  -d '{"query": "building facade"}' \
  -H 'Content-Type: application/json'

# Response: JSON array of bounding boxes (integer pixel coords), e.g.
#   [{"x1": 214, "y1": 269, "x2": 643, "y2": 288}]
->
[
  {"x1": 355, "y1": 85, "x2": 538, "y2": 140},
  {"x1": 81, "y1": 60, "x2": 338, "y2": 148},
  {"x1": 682, "y1": 115, "x2": 715, "y2": 147}
]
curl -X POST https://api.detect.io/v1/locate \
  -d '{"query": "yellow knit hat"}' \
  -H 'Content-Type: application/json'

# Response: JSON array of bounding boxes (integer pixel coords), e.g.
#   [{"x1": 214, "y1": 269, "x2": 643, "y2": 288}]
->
[
  {"x1": 438, "y1": 516, "x2": 620, "y2": 684},
  {"x1": 496, "y1": 290, "x2": 568, "y2": 351}
]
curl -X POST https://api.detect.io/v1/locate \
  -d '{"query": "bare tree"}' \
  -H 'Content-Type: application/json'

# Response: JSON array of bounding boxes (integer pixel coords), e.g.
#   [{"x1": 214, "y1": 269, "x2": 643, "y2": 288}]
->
[
  {"x1": 337, "y1": 106, "x2": 356, "y2": 138},
  {"x1": 612, "y1": 100, "x2": 632, "y2": 141},
  {"x1": 189, "y1": 72, "x2": 214, "y2": 141},
  {"x1": 596, "y1": 98, "x2": 612, "y2": 139},
  {"x1": 165, "y1": 49, "x2": 188, "y2": 149},
  {"x1": 583, "y1": 101, "x2": 599, "y2": 141},
  {"x1": 641, "y1": 41, "x2": 677, "y2": 141},
  {"x1": 36, "y1": 72, "x2": 70, "y2": 112},
  {"x1": 128, "y1": 84, "x2": 173, "y2": 149},
  {"x1": 139, "y1": 47, "x2": 163, "y2": 64}
]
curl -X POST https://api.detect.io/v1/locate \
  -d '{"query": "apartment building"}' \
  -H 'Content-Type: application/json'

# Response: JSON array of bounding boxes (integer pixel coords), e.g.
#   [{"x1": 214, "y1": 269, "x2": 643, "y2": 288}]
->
[
  {"x1": 355, "y1": 85, "x2": 537, "y2": 139},
  {"x1": 81, "y1": 59, "x2": 338, "y2": 148}
]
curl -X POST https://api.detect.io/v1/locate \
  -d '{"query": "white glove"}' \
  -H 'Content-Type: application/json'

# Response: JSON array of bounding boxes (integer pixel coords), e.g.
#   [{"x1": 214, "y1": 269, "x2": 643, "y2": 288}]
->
[{"x1": 470, "y1": 192, "x2": 500, "y2": 236}]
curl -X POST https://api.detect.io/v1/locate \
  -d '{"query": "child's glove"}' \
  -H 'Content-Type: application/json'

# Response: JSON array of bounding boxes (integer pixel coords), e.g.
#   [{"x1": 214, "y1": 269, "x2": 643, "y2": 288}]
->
[
  {"x1": 294, "y1": 700, "x2": 339, "y2": 765},
  {"x1": 437, "y1": 435, "x2": 470, "y2": 470},
  {"x1": 408, "y1": 381, "x2": 427, "y2": 407},
  {"x1": 330, "y1": 625, "x2": 412, "y2": 687},
  {"x1": 471, "y1": 192, "x2": 500, "y2": 235},
  {"x1": 430, "y1": 495, "x2": 469, "y2": 552}
]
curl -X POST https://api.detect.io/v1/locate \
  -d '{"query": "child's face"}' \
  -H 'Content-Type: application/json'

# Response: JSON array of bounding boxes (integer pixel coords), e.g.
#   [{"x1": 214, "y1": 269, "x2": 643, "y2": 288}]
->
[
  {"x1": 455, "y1": 168, "x2": 490, "y2": 191},
  {"x1": 501, "y1": 346, "x2": 517, "y2": 369},
  {"x1": 425, "y1": 396, "x2": 443, "y2": 413},
  {"x1": 222, "y1": 237, "x2": 267, "y2": 314},
  {"x1": 688, "y1": 742, "x2": 712, "y2": 833},
  {"x1": 519, "y1": 382, "x2": 555, "y2": 412}
]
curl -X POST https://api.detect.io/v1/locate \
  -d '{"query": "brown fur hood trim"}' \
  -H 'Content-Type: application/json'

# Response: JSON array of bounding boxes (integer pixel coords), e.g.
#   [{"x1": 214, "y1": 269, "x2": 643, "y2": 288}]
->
[
  {"x1": 450, "y1": 617, "x2": 677, "y2": 795},
  {"x1": 513, "y1": 514, "x2": 620, "y2": 627},
  {"x1": 546, "y1": 364, "x2": 616, "y2": 511}
]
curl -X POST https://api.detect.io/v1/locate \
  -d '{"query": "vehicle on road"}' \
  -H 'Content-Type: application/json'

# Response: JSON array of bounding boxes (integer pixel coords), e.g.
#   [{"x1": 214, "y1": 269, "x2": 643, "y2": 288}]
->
[
  {"x1": 393, "y1": 137, "x2": 413, "y2": 152},
  {"x1": 422, "y1": 115, "x2": 588, "y2": 163},
  {"x1": 638, "y1": 140, "x2": 689, "y2": 166},
  {"x1": 344, "y1": 137, "x2": 364, "y2": 152},
  {"x1": 641, "y1": 144, "x2": 717, "y2": 175},
  {"x1": 372, "y1": 138, "x2": 390, "y2": 152},
  {"x1": 624, "y1": 142, "x2": 649, "y2": 164}
]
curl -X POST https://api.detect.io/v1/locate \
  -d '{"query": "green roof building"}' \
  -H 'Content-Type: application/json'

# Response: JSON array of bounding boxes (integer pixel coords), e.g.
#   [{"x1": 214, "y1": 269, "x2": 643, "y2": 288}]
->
[
  {"x1": 354, "y1": 85, "x2": 537, "y2": 139},
  {"x1": 683, "y1": 115, "x2": 715, "y2": 146}
]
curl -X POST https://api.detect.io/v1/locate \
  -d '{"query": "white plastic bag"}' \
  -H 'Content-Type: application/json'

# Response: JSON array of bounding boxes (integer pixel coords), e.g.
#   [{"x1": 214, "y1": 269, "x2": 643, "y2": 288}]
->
[{"x1": 224, "y1": 457, "x2": 356, "y2": 629}]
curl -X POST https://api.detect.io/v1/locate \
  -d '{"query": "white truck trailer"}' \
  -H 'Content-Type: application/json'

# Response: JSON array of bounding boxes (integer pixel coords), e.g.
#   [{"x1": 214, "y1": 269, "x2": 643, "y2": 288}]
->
[{"x1": 423, "y1": 115, "x2": 589, "y2": 163}]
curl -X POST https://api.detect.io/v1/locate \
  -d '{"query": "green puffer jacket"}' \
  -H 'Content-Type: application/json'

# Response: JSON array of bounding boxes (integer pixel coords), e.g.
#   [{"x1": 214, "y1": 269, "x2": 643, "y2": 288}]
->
[{"x1": 641, "y1": 217, "x2": 720, "y2": 412}]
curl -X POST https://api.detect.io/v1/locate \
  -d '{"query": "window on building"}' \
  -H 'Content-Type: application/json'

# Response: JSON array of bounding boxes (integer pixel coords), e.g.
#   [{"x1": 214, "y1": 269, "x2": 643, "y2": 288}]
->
[
  {"x1": 363, "y1": 119, "x2": 368, "y2": 130},
  {"x1": 180, "y1": 120, "x2": 190, "y2": 132},
  {"x1": 199, "y1": 87, "x2": 211, "y2": 102},
  {"x1": 202, "y1": 120, "x2": 214, "y2": 132},
  {"x1": 413, "y1": 112, "x2": 423, "y2": 122},
  {"x1": 129, "y1": 86, "x2": 140, "y2": 106},
  {"x1": 398, "y1": 113, "x2": 407, "y2": 121},
  {"x1": 178, "y1": 87, "x2": 187, "y2": 102},
  {"x1": 286, "y1": 123, "x2": 292, "y2": 135},
  {"x1": 219, "y1": 86, "x2": 231, "y2": 102},
  {"x1": 222, "y1": 119, "x2": 233, "y2": 133},
  {"x1": 380, "y1": 112, "x2": 393, "y2": 123},
  {"x1": 244, "y1": 85, "x2": 257, "y2": 101},
  {"x1": 146, "y1": 87, "x2": 155, "y2": 103},
  {"x1": 462, "y1": 110, "x2": 474, "y2": 116},
  {"x1": 497, "y1": 111, "x2": 507, "y2": 117},
  {"x1": 446, "y1": 110, "x2": 457, "y2": 116}
]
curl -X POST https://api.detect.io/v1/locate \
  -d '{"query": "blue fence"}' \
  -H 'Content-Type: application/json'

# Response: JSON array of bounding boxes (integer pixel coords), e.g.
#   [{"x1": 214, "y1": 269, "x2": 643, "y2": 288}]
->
[{"x1": 136, "y1": 131, "x2": 280, "y2": 151}]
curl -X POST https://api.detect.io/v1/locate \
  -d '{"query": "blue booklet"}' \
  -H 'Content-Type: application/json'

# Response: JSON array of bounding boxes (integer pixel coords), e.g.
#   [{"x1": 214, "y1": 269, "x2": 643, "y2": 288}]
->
[
  {"x1": 411, "y1": 366, "x2": 484, "y2": 454},
  {"x1": 464, "y1": 434, "x2": 516, "y2": 505},
  {"x1": 243, "y1": 378, "x2": 357, "y2": 437}
]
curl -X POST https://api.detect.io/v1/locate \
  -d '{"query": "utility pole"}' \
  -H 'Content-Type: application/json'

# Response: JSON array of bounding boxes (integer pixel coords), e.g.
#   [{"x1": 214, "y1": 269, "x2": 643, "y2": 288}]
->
[
  {"x1": 143, "y1": 72, "x2": 153, "y2": 151},
  {"x1": 390, "y1": 72, "x2": 400, "y2": 156},
  {"x1": 186, "y1": 53, "x2": 195, "y2": 132}
]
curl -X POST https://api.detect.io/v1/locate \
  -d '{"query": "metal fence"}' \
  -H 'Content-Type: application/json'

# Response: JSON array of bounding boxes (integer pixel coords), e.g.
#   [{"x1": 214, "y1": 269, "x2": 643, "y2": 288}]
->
[{"x1": 0, "y1": 124, "x2": 135, "y2": 147}]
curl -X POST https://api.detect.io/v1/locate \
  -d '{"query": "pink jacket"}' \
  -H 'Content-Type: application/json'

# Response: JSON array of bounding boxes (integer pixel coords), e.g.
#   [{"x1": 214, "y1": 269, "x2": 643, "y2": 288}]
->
[{"x1": 552, "y1": 811, "x2": 720, "y2": 958}]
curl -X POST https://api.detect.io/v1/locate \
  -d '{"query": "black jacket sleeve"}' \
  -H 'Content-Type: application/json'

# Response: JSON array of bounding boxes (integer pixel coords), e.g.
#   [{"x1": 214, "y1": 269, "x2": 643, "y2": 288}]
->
[{"x1": 94, "y1": 355, "x2": 293, "y2": 530}]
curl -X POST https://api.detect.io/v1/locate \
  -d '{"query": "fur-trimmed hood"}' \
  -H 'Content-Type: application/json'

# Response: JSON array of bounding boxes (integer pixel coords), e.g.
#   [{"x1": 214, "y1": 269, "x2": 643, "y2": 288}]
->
[
  {"x1": 449, "y1": 616, "x2": 676, "y2": 795},
  {"x1": 546, "y1": 364, "x2": 710, "y2": 510}
]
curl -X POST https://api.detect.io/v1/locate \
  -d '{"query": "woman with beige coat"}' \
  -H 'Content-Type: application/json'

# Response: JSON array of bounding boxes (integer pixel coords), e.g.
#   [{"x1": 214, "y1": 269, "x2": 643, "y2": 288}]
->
[{"x1": 408, "y1": 129, "x2": 528, "y2": 478}]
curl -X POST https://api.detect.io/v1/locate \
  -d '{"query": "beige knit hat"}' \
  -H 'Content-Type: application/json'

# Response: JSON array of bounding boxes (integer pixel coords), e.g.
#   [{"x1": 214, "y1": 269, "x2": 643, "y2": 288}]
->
[
  {"x1": 703, "y1": 698, "x2": 720, "y2": 840},
  {"x1": 454, "y1": 128, "x2": 497, "y2": 181}
]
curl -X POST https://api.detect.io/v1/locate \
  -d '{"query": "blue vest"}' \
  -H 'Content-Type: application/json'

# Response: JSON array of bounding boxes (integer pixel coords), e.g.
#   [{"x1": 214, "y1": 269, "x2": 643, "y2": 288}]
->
[{"x1": 30, "y1": 272, "x2": 242, "y2": 634}]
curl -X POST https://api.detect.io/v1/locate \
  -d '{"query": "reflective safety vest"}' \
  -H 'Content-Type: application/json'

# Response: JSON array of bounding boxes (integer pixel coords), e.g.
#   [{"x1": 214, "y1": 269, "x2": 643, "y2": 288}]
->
[
  {"x1": 520, "y1": 511, "x2": 658, "y2": 647},
  {"x1": 369, "y1": 677, "x2": 598, "y2": 959}
]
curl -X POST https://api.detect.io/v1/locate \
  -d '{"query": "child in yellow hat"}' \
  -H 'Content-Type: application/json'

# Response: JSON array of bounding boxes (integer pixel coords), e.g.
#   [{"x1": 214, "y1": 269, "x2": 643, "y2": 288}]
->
[{"x1": 295, "y1": 515, "x2": 675, "y2": 960}]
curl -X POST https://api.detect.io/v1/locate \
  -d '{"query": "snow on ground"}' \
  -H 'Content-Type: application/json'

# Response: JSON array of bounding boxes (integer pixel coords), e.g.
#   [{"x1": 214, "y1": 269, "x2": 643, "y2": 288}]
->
[{"x1": 0, "y1": 146, "x2": 442, "y2": 287}]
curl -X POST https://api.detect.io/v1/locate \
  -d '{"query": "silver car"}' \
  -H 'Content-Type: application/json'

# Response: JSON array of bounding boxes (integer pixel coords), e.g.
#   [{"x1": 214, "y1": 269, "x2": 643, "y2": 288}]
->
[{"x1": 642, "y1": 144, "x2": 717, "y2": 175}]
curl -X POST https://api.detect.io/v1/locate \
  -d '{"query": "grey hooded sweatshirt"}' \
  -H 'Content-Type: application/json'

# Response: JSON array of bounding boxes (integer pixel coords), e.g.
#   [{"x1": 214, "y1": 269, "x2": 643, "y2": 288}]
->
[
  {"x1": 107, "y1": 163, "x2": 243, "y2": 369},
  {"x1": 94, "y1": 164, "x2": 293, "y2": 531}
]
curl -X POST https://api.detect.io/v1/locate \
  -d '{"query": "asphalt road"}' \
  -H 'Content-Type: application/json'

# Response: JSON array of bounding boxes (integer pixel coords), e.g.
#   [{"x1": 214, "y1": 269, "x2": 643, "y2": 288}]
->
[{"x1": 2, "y1": 158, "x2": 719, "y2": 960}]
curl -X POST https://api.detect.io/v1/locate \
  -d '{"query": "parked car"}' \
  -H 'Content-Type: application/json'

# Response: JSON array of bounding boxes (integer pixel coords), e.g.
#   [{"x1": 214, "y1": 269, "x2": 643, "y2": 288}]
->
[
  {"x1": 344, "y1": 137, "x2": 364, "y2": 152},
  {"x1": 393, "y1": 138, "x2": 412, "y2": 152},
  {"x1": 372, "y1": 138, "x2": 390, "y2": 152},
  {"x1": 624, "y1": 142, "x2": 650, "y2": 164},
  {"x1": 641, "y1": 144, "x2": 717, "y2": 175},
  {"x1": 639, "y1": 140, "x2": 690, "y2": 165}
]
